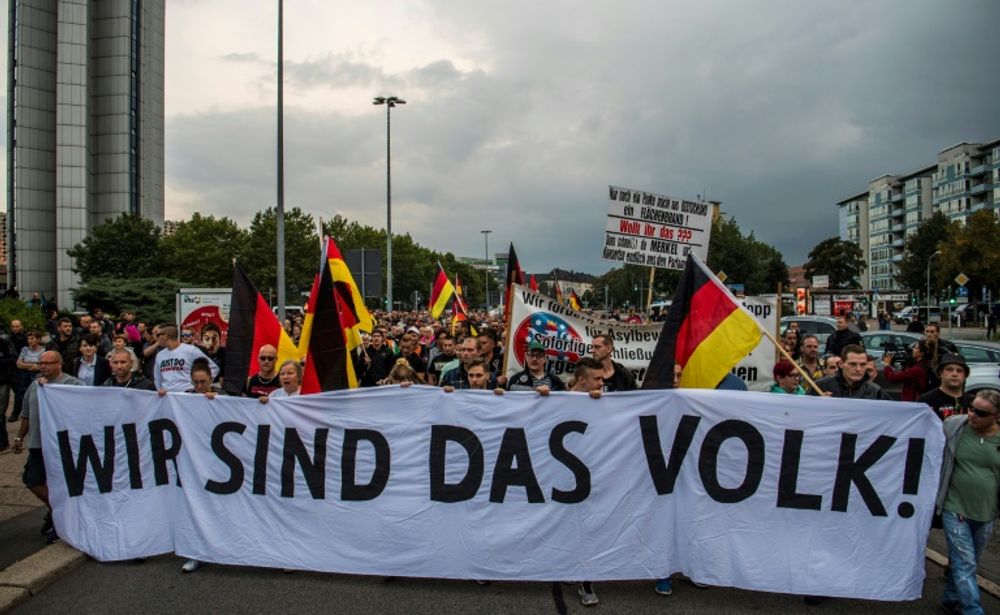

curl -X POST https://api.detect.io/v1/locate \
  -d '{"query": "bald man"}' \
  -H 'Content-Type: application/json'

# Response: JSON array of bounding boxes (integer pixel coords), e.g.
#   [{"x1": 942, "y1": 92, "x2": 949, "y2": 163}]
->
[
  {"x1": 244, "y1": 344, "x2": 281, "y2": 398},
  {"x1": 12, "y1": 351, "x2": 82, "y2": 543}
]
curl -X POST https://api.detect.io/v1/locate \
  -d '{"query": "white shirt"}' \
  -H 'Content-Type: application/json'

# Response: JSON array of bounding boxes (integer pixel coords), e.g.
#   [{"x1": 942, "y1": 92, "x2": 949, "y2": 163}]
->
[
  {"x1": 154, "y1": 344, "x2": 218, "y2": 392},
  {"x1": 269, "y1": 387, "x2": 300, "y2": 398},
  {"x1": 77, "y1": 355, "x2": 97, "y2": 386}
]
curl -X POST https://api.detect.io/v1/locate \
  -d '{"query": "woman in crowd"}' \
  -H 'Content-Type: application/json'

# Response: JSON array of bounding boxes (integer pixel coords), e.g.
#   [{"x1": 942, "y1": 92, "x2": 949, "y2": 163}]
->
[
  {"x1": 882, "y1": 340, "x2": 933, "y2": 402},
  {"x1": 382, "y1": 357, "x2": 418, "y2": 386},
  {"x1": 769, "y1": 360, "x2": 805, "y2": 394},
  {"x1": 259, "y1": 359, "x2": 302, "y2": 402},
  {"x1": 73, "y1": 334, "x2": 110, "y2": 386}
]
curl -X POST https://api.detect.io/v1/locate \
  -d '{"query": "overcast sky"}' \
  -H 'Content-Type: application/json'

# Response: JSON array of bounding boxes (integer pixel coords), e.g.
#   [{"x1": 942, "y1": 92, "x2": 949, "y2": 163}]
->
[{"x1": 5, "y1": 1, "x2": 1000, "y2": 275}]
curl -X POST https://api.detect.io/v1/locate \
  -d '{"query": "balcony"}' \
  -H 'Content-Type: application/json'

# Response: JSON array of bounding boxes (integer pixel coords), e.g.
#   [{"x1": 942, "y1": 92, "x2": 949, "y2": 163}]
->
[
  {"x1": 891, "y1": 192, "x2": 903, "y2": 202},
  {"x1": 892, "y1": 253, "x2": 904, "y2": 263},
  {"x1": 971, "y1": 164, "x2": 987, "y2": 177},
  {"x1": 971, "y1": 183, "x2": 987, "y2": 195}
]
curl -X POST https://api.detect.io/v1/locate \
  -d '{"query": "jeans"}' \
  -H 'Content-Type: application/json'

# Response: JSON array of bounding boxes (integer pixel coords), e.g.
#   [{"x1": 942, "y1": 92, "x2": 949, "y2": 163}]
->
[
  {"x1": 0, "y1": 383, "x2": 9, "y2": 448},
  {"x1": 942, "y1": 510, "x2": 994, "y2": 615}
]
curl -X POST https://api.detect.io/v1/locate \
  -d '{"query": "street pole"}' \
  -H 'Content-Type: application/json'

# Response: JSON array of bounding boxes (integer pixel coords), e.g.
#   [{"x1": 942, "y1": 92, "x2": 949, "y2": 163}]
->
[
  {"x1": 481, "y1": 230, "x2": 492, "y2": 309},
  {"x1": 275, "y1": 0, "x2": 286, "y2": 322},
  {"x1": 372, "y1": 96, "x2": 406, "y2": 311},
  {"x1": 926, "y1": 250, "x2": 941, "y2": 316}
]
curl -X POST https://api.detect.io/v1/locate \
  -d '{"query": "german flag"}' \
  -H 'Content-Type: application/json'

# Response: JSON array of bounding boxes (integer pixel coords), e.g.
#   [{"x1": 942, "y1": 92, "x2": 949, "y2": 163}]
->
[
  {"x1": 300, "y1": 253, "x2": 356, "y2": 393},
  {"x1": 298, "y1": 237, "x2": 374, "y2": 361},
  {"x1": 504, "y1": 243, "x2": 525, "y2": 310},
  {"x1": 568, "y1": 289, "x2": 582, "y2": 311},
  {"x1": 428, "y1": 262, "x2": 455, "y2": 319},
  {"x1": 451, "y1": 274, "x2": 477, "y2": 336},
  {"x1": 553, "y1": 277, "x2": 565, "y2": 305},
  {"x1": 222, "y1": 263, "x2": 299, "y2": 395},
  {"x1": 642, "y1": 254, "x2": 761, "y2": 389}
]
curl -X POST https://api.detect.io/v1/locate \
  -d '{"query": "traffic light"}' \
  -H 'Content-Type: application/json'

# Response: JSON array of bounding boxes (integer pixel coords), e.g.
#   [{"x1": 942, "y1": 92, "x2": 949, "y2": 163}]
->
[{"x1": 796, "y1": 288, "x2": 807, "y2": 315}]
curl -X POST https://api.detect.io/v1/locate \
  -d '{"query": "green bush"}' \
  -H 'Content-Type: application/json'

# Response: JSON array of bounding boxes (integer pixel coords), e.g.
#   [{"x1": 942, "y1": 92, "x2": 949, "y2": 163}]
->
[{"x1": 0, "y1": 299, "x2": 47, "y2": 331}]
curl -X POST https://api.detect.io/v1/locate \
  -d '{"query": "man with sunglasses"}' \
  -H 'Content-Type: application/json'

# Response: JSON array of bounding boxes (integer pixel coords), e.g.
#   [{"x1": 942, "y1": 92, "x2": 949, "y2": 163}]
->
[
  {"x1": 936, "y1": 389, "x2": 1000, "y2": 615},
  {"x1": 506, "y1": 341, "x2": 566, "y2": 394},
  {"x1": 244, "y1": 344, "x2": 281, "y2": 398}
]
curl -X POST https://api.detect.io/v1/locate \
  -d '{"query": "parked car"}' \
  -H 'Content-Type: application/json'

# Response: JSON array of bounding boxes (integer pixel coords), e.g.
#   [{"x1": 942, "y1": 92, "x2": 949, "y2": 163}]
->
[
  {"x1": 966, "y1": 363, "x2": 1000, "y2": 395},
  {"x1": 892, "y1": 306, "x2": 943, "y2": 324},
  {"x1": 949, "y1": 302, "x2": 987, "y2": 326},
  {"x1": 861, "y1": 332, "x2": 1000, "y2": 364},
  {"x1": 780, "y1": 315, "x2": 859, "y2": 345}
]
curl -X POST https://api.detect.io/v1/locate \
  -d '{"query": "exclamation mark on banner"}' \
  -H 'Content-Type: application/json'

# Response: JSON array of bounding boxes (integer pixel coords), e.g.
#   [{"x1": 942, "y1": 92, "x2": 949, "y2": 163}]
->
[{"x1": 897, "y1": 438, "x2": 925, "y2": 518}]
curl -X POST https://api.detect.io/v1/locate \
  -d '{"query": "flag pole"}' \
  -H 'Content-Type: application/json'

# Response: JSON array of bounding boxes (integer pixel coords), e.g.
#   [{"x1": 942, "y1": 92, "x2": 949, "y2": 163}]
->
[
  {"x1": 500, "y1": 281, "x2": 517, "y2": 376},
  {"x1": 646, "y1": 266, "x2": 656, "y2": 315},
  {"x1": 758, "y1": 324, "x2": 824, "y2": 395}
]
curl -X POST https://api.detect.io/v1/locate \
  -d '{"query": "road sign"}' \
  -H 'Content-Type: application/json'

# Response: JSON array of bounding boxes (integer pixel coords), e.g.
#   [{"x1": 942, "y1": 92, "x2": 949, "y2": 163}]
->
[
  {"x1": 955, "y1": 272, "x2": 969, "y2": 287},
  {"x1": 957, "y1": 286, "x2": 969, "y2": 297},
  {"x1": 717, "y1": 270, "x2": 728, "y2": 283}
]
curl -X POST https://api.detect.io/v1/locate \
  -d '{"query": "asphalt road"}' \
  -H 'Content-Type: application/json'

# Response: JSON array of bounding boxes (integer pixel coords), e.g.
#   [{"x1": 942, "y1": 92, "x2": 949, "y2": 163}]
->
[{"x1": 12, "y1": 555, "x2": 1000, "y2": 615}]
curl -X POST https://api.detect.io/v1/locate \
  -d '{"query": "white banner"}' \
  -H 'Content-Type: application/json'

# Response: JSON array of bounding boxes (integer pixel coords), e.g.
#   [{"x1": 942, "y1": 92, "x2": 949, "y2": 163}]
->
[
  {"x1": 734, "y1": 296, "x2": 778, "y2": 387},
  {"x1": 41, "y1": 385, "x2": 942, "y2": 601},
  {"x1": 506, "y1": 285, "x2": 661, "y2": 385},
  {"x1": 603, "y1": 185, "x2": 712, "y2": 270}
]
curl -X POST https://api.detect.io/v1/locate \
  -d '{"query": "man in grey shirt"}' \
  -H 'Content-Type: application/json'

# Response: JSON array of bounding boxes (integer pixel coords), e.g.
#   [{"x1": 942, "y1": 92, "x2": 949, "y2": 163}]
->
[{"x1": 12, "y1": 350, "x2": 82, "y2": 543}]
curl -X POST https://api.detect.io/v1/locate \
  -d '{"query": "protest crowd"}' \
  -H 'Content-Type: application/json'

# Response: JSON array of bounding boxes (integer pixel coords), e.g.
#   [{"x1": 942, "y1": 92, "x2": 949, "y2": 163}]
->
[{"x1": 1, "y1": 249, "x2": 998, "y2": 615}]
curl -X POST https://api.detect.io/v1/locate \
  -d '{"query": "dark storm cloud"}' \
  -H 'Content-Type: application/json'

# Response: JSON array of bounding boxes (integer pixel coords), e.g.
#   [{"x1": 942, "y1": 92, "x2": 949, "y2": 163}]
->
[{"x1": 170, "y1": 1, "x2": 1000, "y2": 275}]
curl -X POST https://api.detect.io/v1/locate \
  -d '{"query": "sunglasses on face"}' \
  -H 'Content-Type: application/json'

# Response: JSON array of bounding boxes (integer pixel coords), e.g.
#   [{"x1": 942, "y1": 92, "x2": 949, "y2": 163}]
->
[{"x1": 969, "y1": 407, "x2": 997, "y2": 419}]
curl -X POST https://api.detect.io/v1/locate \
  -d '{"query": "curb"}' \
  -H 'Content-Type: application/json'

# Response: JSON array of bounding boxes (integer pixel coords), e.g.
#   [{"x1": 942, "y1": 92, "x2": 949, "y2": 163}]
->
[
  {"x1": 0, "y1": 542, "x2": 85, "y2": 614},
  {"x1": 926, "y1": 547, "x2": 1000, "y2": 599}
]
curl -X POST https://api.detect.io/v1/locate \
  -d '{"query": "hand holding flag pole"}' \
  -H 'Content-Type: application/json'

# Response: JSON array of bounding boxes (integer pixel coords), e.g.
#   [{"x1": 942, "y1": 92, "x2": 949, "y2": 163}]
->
[{"x1": 757, "y1": 325, "x2": 825, "y2": 395}]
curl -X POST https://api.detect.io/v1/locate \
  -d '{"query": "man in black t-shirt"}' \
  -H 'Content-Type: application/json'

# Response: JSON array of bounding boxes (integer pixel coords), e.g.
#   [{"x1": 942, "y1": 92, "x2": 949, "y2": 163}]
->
[
  {"x1": 396, "y1": 333, "x2": 427, "y2": 383},
  {"x1": 591, "y1": 333, "x2": 636, "y2": 392},
  {"x1": 918, "y1": 353, "x2": 973, "y2": 421},
  {"x1": 244, "y1": 344, "x2": 281, "y2": 398},
  {"x1": 427, "y1": 334, "x2": 457, "y2": 385}
]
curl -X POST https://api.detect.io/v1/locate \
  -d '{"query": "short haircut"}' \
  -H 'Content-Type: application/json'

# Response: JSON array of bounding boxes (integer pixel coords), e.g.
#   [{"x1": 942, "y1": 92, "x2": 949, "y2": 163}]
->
[
  {"x1": 574, "y1": 356, "x2": 604, "y2": 379},
  {"x1": 593, "y1": 333, "x2": 614, "y2": 348},
  {"x1": 801, "y1": 334, "x2": 820, "y2": 345},
  {"x1": 58, "y1": 316, "x2": 73, "y2": 326},
  {"x1": 437, "y1": 333, "x2": 454, "y2": 344},
  {"x1": 201, "y1": 322, "x2": 221, "y2": 335},
  {"x1": 27, "y1": 329, "x2": 43, "y2": 339},
  {"x1": 113, "y1": 333, "x2": 128, "y2": 342},
  {"x1": 477, "y1": 327, "x2": 498, "y2": 342},
  {"x1": 80, "y1": 333, "x2": 102, "y2": 348},
  {"x1": 278, "y1": 359, "x2": 303, "y2": 381},
  {"x1": 924, "y1": 323, "x2": 939, "y2": 332},
  {"x1": 976, "y1": 389, "x2": 1000, "y2": 413},
  {"x1": 840, "y1": 344, "x2": 866, "y2": 361},
  {"x1": 466, "y1": 357, "x2": 488, "y2": 372},
  {"x1": 159, "y1": 324, "x2": 178, "y2": 340},
  {"x1": 108, "y1": 348, "x2": 132, "y2": 361}
]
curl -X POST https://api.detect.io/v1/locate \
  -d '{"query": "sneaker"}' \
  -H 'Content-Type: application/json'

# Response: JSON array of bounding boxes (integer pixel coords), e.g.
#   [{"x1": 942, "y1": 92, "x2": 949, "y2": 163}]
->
[
  {"x1": 577, "y1": 583, "x2": 599, "y2": 606},
  {"x1": 181, "y1": 559, "x2": 202, "y2": 573},
  {"x1": 689, "y1": 580, "x2": 709, "y2": 589},
  {"x1": 654, "y1": 577, "x2": 673, "y2": 595},
  {"x1": 40, "y1": 512, "x2": 53, "y2": 535},
  {"x1": 45, "y1": 528, "x2": 59, "y2": 544}
]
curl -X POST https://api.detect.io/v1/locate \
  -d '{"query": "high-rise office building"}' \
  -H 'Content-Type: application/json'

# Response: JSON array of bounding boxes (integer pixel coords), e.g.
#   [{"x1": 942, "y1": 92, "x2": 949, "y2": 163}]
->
[
  {"x1": 836, "y1": 138, "x2": 999, "y2": 306},
  {"x1": 7, "y1": 0, "x2": 164, "y2": 307}
]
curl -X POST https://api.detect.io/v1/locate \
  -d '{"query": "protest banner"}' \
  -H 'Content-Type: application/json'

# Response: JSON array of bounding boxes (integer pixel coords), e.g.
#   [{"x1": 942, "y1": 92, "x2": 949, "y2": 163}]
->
[
  {"x1": 506, "y1": 285, "x2": 661, "y2": 385},
  {"x1": 603, "y1": 185, "x2": 713, "y2": 270},
  {"x1": 733, "y1": 296, "x2": 778, "y2": 387},
  {"x1": 41, "y1": 385, "x2": 941, "y2": 601}
]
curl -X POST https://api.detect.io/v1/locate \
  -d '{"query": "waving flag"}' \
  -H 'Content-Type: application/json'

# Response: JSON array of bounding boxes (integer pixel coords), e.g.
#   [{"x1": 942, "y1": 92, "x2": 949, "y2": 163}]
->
[
  {"x1": 568, "y1": 289, "x2": 582, "y2": 311},
  {"x1": 222, "y1": 263, "x2": 300, "y2": 395},
  {"x1": 428, "y1": 262, "x2": 455, "y2": 319},
  {"x1": 529, "y1": 275, "x2": 538, "y2": 292},
  {"x1": 553, "y1": 276, "x2": 565, "y2": 305},
  {"x1": 451, "y1": 274, "x2": 477, "y2": 336},
  {"x1": 504, "y1": 243, "x2": 526, "y2": 310},
  {"x1": 642, "y1": 253, "x2": 762, "y2": 389}
]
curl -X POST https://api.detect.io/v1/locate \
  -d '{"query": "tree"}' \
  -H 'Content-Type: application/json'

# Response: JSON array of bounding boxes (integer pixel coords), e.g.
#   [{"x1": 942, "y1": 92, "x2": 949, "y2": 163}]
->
[
  {"x1": 242, "y1": 207, "x2": 320, "y2": 302},
  {"x1": 0, "y1": 299, "x2": 46, "y2": 331},
  {"x1": 66, "y1": 214, "x2": 162, "y2": 282},
  {"x1": 159, "y1": 213, "x2": 248, "y2": 287},
  {"x1": 707, "y1": 217, "x2": 789, "y2": 294},
  {"x1": 803, "y1": 237, "x2": 866, "y2": 289},
  {"x1": 72, "y1": 277, "x2": 186, "y2": 324},
  {"x1": 895, "y1": 212, "x2": 955, "y2": 298},
  {"x1": 323, "y1": 216, "x2": 486, "y2": 308},
  {"x1": 937, "y1": 210, "x2": 1000, "y2": 304}
]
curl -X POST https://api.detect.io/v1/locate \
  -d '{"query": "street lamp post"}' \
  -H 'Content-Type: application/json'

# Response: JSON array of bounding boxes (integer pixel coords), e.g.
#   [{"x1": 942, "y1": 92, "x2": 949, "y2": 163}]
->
[
  {"x1": 372, "y1": 96, "x2": 405, "y2": 311},
  {"x1": 481, "y1": 230, "x2": 492, "y2": 309},
  {"x1": 927, "y1": 250, "x2": 941, "y2": 311}
]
